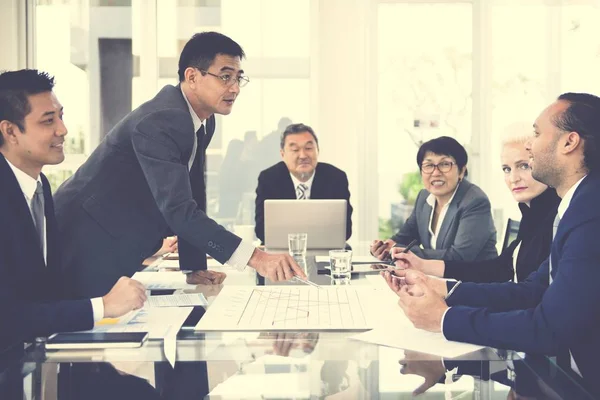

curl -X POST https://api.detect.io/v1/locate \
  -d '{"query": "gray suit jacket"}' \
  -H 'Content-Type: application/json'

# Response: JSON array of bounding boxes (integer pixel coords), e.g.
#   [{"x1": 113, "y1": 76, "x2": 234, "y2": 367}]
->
[
  {"x1": 391, "y1": 180, "x2": 497, "y2": 262},
  {"x1": 54, "y1": 85, "x2": 241, "y2": 297}
]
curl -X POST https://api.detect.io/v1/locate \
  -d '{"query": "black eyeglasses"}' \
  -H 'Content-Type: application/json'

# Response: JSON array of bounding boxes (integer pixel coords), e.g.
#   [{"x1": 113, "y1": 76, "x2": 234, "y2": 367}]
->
[
  {"x1": 200, "y1": 70, "x2": 250, "y2": 87},
  {"x1": 421, "y1": 161, "x2": 455, "y2": 174}
]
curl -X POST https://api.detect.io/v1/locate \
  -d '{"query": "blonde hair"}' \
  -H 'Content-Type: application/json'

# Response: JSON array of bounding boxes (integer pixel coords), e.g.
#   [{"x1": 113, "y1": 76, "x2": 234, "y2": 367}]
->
[{"x1": 500, "y1": 121, "x2": 534, "y2": 146}]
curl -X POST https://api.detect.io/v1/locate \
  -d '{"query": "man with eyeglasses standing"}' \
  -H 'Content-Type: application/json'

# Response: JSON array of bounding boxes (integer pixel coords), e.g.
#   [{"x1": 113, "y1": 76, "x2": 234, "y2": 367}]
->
[{"x1": 54, "y1": 32, "x2": 306, "y2": 298}]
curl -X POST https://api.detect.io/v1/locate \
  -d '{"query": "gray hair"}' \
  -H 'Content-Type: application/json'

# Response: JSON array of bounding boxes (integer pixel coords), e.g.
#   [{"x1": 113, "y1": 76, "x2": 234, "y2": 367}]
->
[{"x1": 280, "y1": 123, "x2": 319, "y2": 149}]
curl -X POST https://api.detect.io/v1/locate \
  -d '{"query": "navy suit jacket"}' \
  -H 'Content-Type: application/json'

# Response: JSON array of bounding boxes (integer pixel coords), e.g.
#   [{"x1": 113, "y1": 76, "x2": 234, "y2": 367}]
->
[
  {"x1": 443, "y1": 173, "x2": 600, "y2": 396},
  {"x1": 54, "y1": 85, "x2": 242, "y2": 297},
  {"x1": 254, "y1": 161, "x2": 353, "y2": 243},
  {"x1": 0, "y1": 154, "x2": 92, "y2": 350}
]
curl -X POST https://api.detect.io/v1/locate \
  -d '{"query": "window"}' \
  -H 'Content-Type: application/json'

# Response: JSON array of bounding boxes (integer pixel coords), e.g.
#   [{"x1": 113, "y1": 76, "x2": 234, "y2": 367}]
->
[{"x1": 377, "y1": 2, "x2": 472, "y2": 237}]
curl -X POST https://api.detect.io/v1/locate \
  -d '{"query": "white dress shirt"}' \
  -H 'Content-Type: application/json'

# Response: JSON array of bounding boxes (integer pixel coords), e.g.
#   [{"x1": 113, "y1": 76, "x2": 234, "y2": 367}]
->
[
  {"x1": 426, "y1": 183, "x2": 460, "y2": 249},
  {"x1": 290, "y1": 171, "x2": 316, "y2": 199},
  {"x1": 181, "y1": 87, "x2": 255, "y2": 270},
  {"x1": 5, "y1": 159, "x2": 104, "y2": 322}
]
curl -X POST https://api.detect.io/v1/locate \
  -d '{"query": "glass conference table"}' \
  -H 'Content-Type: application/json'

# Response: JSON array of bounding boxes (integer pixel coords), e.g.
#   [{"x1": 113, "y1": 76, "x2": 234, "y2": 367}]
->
[{"x1": 1, "y1": 247, "x2": 594, "y2": 399}]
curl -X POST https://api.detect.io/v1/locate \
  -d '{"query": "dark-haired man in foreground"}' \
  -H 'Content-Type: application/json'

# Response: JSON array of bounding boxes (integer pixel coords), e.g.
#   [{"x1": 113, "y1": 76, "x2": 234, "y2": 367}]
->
[{"x1": 0, "y1": 69, "x2": 145, "y2": 350}]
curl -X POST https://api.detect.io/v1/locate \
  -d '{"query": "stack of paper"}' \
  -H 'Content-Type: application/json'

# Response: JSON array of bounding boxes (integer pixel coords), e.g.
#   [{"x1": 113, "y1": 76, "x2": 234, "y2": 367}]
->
[
  {"x1": 146, "y1": 293, "x2": 208, "y2": 307},
  {"x1": 132, "y1": 271, "x2": 197, "y2": 290}
]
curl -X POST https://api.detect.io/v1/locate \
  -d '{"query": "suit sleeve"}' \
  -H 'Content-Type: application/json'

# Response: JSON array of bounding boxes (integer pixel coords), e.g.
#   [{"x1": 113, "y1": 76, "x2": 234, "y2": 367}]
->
[
  {"x1": 443, "y1": 243, "x2": 516, "y2": 283},
  {"x1": 0, "y1": 266, "x2": 93, "y2": 344},
  {"x1": 339, "y1": 171, "x2": 353, "y2": 240},
  {"x1": 443, "y1": 220, "x2": 600, "y2": 355},
  {"x1": 255, "y1": 171, "x2": 267, "y2": 244},
  {"x1": 390, "y1": 191, "x2": 422, "y2": 245},
  {"x1": 131, "y1": 110, "x2": 241, "y2": 264},
  {"x1": 441, "y1": 226, "x2": 600, "y2": 356},
  {"x1": 446, "y1": 259, "x2": 548, "y2": 311},
  {"x1": 420, "y1": 194, "x2": 497, "y2": 261}
]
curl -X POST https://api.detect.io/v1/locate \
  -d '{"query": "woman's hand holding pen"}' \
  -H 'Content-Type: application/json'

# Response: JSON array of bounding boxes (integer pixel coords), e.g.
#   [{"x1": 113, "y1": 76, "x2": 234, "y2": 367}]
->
[{"x1": 370, "y1": 239, "x2": 396, "y2": 260}]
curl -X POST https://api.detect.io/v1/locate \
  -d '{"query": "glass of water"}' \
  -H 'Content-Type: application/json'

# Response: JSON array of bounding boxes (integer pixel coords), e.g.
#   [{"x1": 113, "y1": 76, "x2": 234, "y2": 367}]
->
[
  {"x1": 288, "y1": 233, "x2": 308, "y2": 260},
  {"x1": 329, "y1": 249, "x2": 352, "y2": 284}
]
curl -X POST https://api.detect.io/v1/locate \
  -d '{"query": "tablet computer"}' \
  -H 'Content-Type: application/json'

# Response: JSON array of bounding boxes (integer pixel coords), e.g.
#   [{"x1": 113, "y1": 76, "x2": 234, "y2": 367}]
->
[{"x1": 46, "y1": 332, "x2": 149, "y2": 350}]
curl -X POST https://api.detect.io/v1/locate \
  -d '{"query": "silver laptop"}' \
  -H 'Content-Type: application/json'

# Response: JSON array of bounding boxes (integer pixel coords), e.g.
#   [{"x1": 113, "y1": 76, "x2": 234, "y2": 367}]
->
[{"x1": 264, "y1": 199, "x2": 347, "y2": 249}]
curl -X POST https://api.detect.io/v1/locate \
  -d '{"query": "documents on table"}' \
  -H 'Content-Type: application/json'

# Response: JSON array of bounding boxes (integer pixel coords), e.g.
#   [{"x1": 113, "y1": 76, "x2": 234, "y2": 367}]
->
[
  {"x1": 92, "y1": 307, "x2": 191, "y2": 340},
  {"x1": 195, "y1": 286, "x2": 379, "y2": 331},
  {"x1": 132, "y1": 271, "x2": 197, "y2": 289},
  {"x1": 146, "y1": 293, "x2": 208, "y2": 307},
  {"x1": 315, "y1": 255, "x2": 381, "y2": 264},
  {"x1": 153, "y1": 257, "x2": 225, "y2": 271}
]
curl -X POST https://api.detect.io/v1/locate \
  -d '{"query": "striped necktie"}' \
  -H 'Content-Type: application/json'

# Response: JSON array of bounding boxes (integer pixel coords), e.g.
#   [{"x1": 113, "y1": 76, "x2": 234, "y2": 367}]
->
[
  {"x1": 549, "y1": 214, "x2": 560, "y2": 284},
  {"x1": 296, "y1": 183, "x2": 308, "y2": 200}
]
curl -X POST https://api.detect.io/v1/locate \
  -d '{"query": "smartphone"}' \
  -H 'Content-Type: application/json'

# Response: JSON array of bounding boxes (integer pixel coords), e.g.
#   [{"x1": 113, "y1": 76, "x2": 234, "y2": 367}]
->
[{"x1": 46, "y1": 332, "x2": 149, "y2": 350}]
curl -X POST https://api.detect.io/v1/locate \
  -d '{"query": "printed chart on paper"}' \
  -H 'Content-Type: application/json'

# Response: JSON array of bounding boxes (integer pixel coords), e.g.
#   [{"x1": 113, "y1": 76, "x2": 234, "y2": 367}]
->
[{"x1": 195, "y1": 286, "x2": 374, "y2": 331}]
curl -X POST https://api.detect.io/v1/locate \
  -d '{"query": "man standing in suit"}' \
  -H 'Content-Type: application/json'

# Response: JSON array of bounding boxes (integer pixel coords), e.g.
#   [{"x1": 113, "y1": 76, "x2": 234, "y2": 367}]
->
[
  {"x1": 54, "y1": 32, "x2": 305, "y2": 298},
  {"x1": 0, "y1": 69, "x2": 146, "y2": 349},
  {"x1": 385, "y1": 93, "x2": 600, "y2": 397},
  {"x1": 254, "y1": 123, "x2": 353, "y2": 244}
]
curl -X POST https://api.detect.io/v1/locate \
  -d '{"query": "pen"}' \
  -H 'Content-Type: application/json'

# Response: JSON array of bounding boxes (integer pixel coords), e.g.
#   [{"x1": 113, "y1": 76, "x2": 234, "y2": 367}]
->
[
  {"x1": 293, "y1": 275, "x2": 322, "y2": 289},
  {"x1": 389, "y1": 239, "x2": 419, "y2": 266}
]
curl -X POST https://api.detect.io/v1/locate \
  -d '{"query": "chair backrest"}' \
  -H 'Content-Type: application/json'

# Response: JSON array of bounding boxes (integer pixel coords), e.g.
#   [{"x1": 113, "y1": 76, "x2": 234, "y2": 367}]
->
[{"x1": 502, "y1": 218, "x2": 521, "y2": 250}]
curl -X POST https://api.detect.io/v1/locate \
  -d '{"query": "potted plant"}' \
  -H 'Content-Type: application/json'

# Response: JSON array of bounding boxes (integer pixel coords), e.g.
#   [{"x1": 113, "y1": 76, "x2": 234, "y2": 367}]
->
[{"x1": 390, "y1": 170, "x2": 423, "y2": 232}]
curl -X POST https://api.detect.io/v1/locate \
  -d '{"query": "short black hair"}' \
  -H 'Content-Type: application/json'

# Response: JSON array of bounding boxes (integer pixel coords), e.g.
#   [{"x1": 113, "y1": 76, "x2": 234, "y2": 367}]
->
[
  {"x1": 177, "y1": 32, "x2": 245, "y2": 82},
  {"x1": 416, "y1": 136, "x2": 468, "y2": 176},
  {"x1": 555, "y1": 92, "x2": 600, "y2": 173},
  {"x1": 280, "y1": 123, "x2": 319, "y2": 149},
  {"x1": 0, "y1": 69, "x2": 55, "y2": 147}
]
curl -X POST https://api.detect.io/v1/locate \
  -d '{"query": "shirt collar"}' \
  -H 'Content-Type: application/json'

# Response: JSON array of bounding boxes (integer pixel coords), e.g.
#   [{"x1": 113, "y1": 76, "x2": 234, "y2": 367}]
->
[
  {"x1": 557, "y1": 175, "x2": 587, "y2": 219},
  {"x1": 290, "y1": 170, "x2": 316, "y2": 189},
  {"x1": 426, "y1": 182, "x2": 460, "y2": 208},
  {"x1": 5, "y1": 158, "x2": 41, "y2": 200},
  {"x1": 180, "y1": 86, "x2": 204, "y2": 132}
]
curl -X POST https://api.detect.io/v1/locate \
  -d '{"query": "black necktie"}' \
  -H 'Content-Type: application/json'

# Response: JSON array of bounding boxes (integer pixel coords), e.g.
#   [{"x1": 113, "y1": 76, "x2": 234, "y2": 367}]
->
[
  {"x1": 190, "y1": 125, "x2": 206, "y2": 211},
  {"x1": 31, "y1": 181, "x2": 45, "y2": 253}
]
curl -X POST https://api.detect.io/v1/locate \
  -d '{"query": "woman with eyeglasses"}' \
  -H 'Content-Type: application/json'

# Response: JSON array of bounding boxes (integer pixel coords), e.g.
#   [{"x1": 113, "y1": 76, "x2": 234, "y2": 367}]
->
[
  {"x1": 371, "y1": 136, "x2": 498, "y2": 262},
  {"x1": 390, "y1": 123, "x2": 560, "y2": 283}
]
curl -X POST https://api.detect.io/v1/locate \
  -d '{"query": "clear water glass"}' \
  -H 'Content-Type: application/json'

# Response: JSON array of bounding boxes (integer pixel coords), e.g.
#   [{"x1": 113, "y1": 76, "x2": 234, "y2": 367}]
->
[
  {"x1": 329, "y1": 249, "x2": 352, "y2": 284},
  {"x1": 288, "y1": 233, "x2": 308, "y2": 260}
]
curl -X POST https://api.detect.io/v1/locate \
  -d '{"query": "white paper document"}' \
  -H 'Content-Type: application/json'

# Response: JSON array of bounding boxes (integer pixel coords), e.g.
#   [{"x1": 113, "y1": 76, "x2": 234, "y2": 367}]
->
[
  {"x1": 91, "y1": 307, "x2": 192, "y2": 340},
  {"x1": 195, "y1": 286, "x2": 377, "y2": 331},
  {"x1": 315, "y1": 255, "x2": 381, "y2": 264},
  {"x1": 146, "y1": 293, "x2": 208, "y2": 307},
  {"x1": 349, "y1": 325, "x2": 485, "y2": 358},
  {"x1": 131, "y1": 271, "x2": 197, "y2": 289}
]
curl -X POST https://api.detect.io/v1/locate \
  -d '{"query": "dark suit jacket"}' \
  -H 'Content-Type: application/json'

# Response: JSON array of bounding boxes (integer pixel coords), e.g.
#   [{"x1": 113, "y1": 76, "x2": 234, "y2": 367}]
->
[
  {"x1": 444, "y1": 188, "x2": 560, "y2": 283},
  {"x1": 254, "y1": 161, "x2": 353, "y2": 243},
  {"x1": 0, "y1": 154, "x2": 92, "y2": 350},
  {"x1": 391, "y1": 180, "x2": 497, "y2": 261},
  {"x1": 443, "y1": 174, "x2": 600, "y2": 397},
  {"x1": 54, "y1": 85, "x2": 241, "y2": 298}
]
